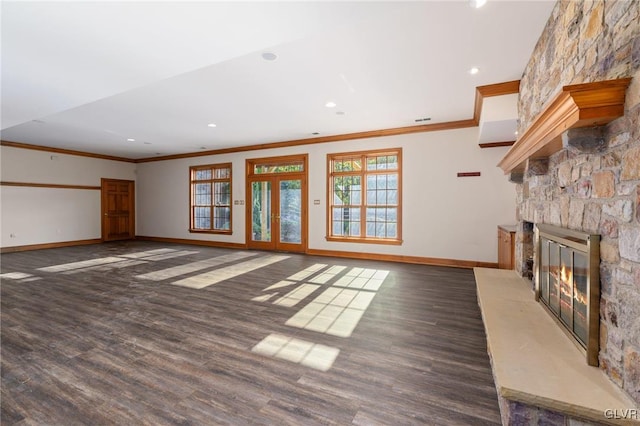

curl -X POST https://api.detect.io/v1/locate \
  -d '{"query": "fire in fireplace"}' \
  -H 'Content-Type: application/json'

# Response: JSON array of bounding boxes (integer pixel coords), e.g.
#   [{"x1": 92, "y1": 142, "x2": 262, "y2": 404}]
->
[{"x1": 535, "y1": 224, "x2": 600, "y2": 366}]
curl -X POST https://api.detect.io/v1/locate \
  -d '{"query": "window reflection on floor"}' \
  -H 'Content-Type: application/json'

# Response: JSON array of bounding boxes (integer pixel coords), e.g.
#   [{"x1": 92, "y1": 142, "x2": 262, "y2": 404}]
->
[
  {"x1": 252, "y1": 265, "x2": 390, "y2": 371},
  {"x1": 251, "y1": 333, "x2": 340, "y2": 372}
]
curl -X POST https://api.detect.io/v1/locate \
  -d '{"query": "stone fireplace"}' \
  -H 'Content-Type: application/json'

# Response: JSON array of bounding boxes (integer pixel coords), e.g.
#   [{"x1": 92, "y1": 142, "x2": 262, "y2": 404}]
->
[{"x1": 505, "y1": 0, "x2": 640, "y2": 406}]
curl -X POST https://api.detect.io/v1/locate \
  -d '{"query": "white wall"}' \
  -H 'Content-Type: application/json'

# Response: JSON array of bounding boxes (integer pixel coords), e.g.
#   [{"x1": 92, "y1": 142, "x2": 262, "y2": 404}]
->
[
  {"x1": 137, "y1": 127, "x2": 516, "y2": 263},
  {"x1": 0, "y1": 146, "x2": 136, "y2": 247}
]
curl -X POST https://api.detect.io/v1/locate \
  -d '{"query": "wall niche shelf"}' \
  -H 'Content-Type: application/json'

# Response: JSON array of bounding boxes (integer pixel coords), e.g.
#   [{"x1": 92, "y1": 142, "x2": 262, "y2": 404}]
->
[{"x1": 498, "y1": 78, "x2": 631, "y2": 174}]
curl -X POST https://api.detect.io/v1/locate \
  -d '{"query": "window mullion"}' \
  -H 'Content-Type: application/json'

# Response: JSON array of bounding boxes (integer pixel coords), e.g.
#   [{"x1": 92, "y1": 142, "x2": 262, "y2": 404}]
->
[{"x1": 361, "y1": 168, "x2": 366, "y2": 239}]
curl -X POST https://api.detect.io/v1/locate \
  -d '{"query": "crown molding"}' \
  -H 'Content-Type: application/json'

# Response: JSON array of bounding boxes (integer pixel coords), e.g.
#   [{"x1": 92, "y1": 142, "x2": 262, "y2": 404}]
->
[{"x1": 0, "y1": 140, "x2": 136, "y2": 163}]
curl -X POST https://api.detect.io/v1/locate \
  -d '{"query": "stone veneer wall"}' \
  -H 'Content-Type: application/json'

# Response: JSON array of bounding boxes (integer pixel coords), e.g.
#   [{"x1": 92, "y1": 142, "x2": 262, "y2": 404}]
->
[{"x1": 514, "y1": 0, "x2": 640, "y2": 405}]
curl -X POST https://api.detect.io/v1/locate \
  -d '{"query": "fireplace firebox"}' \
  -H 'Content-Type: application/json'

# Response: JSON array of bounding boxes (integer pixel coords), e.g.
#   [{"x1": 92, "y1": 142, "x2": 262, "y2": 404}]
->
[{"x1": 534, "y1": 224, "x2": 600, "y2": 366}]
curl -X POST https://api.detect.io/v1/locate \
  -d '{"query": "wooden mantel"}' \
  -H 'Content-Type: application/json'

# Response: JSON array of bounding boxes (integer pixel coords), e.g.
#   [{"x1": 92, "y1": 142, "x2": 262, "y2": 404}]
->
[{"x1": 498, "y1": 78, "x2": 632, "y2": 174}]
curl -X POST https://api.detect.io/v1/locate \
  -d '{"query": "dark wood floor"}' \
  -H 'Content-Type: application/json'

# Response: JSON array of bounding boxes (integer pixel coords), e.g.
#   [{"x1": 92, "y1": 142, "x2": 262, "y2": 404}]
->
[{"x1": 1, "y1": 241, "x2": 500, "y2": 425}]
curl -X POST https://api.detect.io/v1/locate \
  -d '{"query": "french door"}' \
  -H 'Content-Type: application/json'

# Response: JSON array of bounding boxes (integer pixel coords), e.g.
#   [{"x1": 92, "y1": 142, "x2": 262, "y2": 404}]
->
[{"x1": 246, "y1": 155, "x2": 307, "y2": 252}]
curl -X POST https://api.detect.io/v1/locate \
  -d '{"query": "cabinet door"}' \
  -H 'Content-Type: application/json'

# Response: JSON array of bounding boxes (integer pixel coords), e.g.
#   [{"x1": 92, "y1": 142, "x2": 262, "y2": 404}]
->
[{"x1": 497, "y1": 228, "x2": 513, "y2": 269}]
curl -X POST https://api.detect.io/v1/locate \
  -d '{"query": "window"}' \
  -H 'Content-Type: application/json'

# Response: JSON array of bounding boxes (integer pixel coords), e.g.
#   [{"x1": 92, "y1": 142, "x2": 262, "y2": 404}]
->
[
  {"x1": 327, "y1": 149, "x2": 401, "y2": 244},
  {"x1": 190, "y1": 163, "x2": 232, "y2": 233},
  {"x1": 253, "y1": 162, "x2": 304, "y2": 174}
]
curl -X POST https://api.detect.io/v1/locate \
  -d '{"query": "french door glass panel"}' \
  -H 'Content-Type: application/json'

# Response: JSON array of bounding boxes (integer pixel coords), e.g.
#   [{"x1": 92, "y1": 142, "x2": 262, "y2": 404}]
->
[
  {"x1": 251, "y1": 181, "x2": 272, "y2": 242},
  {"x1": 279, "y1": 179, "x2": 302, "y2": 244}
]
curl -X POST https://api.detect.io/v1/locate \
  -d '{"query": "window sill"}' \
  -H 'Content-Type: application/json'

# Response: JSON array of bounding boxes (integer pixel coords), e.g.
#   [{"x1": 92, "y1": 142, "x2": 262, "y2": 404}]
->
[
  {"x1": 189, "y1": 229, "x2": 232, "y2": 235},
  {"x1": 325, "y1": 236, "x2": 402, "y2": 245}
]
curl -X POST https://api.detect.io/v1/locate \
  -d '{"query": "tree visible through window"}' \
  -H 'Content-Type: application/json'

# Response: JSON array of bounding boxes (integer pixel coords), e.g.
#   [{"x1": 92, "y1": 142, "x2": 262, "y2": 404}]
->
[
  {"x1": 190, "y1": 163, "x2": 232, "y2": 233},
  {"x1": 328, "y1": 149, "x2": 401, "y2": 244}
]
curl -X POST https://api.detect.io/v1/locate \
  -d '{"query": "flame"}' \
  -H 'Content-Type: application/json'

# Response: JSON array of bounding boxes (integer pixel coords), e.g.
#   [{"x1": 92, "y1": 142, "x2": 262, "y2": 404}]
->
[{"x1": 560, "y1": 263, "x2": 573, "y2": 285}]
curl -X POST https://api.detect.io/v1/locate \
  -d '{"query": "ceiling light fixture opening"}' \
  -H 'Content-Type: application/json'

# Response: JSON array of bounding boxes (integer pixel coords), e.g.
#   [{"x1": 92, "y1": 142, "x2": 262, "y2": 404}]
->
[
  {"x1": 127, "y1": 138, "x2": 135, "y2": 142},
  {"x1": 312, "y1": 132, "x2": 320, "y2": 135},
  {"x1": 262, "y1": 52, "x2": 278, "y2": 61},
  {"x1": 469, "y1": 67, "x2": 480, "y2": 75},
  {"x1": 207, "y1": 123, "x2": 217, "y2": 128},
  {"x1": 143, "y1": 142, "x2": 152, "y2": 145},
  {"x1": 325, "y1": 101, "x2": 337, "y2": 108},
  {"x1": 336, "y1": 111, "x2": 345, "y2": 115},
  {"x1": 414, "y1": 117, "x2": 431, "y2": 123},
  {"x1": 470, "y1": 0, "x2": 487, "y2": 8}
]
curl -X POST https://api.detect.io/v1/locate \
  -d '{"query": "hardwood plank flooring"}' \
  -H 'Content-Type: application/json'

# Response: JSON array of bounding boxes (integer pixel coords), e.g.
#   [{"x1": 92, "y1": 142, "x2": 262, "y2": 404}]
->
[{"x1": 1, "y1": 241, "x2": 500, "y2": 425}]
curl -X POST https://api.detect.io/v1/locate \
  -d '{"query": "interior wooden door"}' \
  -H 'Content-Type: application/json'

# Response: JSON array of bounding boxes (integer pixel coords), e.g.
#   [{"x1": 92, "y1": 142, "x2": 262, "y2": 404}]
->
[{"x1": 101, "y1": 178, "x2": 135, "y2": 241}]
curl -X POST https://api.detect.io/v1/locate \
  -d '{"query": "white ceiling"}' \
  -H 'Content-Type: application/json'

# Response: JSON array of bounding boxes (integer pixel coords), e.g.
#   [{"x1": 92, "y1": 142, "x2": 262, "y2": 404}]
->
[{"x1": 1, "y1": 1, "x2": 555, "y2": 160}]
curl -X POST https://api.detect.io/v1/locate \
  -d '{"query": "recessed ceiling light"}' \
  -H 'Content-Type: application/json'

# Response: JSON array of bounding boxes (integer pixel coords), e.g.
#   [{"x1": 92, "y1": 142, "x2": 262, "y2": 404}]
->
[
  {"x1": 143, "y1": 142, "x2": 152, "y2": 145},
  {"x1": 469, "y1": 67, "x2": 480, "y2": 75},
  {"x1": 514, "y1": 131, "x2": 519, "y2": 136},
  {"x1": 127, "y1": 138, "x2": 135, "y2": 142},
  {"x1": 470, "y1": 0, "x2": 487, "y2": 8},
  {"x1": 200, "y1": 146, "x2": 207, "y2": 150},
  {"x1": 207, "y1": 123, "x2": 217, "y2": 128},
  {"x1": 312, "y1": 132, "x2": 320, "y2": 135},
  {"x1": 325, "y1": 101, "x2": 337, "y2": 108},
  {"x1": 414, "y1": 117, "x2": 431, "y2": 122},
  {"x1": 262, "y1": 52, "x2": 278, "y2": 61}
]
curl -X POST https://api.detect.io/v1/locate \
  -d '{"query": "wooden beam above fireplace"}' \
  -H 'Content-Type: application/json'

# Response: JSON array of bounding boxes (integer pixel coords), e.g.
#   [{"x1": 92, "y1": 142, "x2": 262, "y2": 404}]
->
[{"x1": 498, "y1": 78, "x2": 632, "y2": 174}]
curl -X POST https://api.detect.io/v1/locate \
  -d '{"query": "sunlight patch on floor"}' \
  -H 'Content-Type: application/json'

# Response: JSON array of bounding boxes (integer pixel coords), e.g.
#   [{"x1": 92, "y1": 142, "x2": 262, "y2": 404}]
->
[
  {"x1": 61, "y1": 259, "x2": 148, "y2": 274},
  {"x1": 286, "y1": 263, "x2": 328, "y2": 281},
  {"x1": 36, "y1": 248, "x2": 202, "y2": 274},
  {"x1": 252, "y1": 333, "x2": 340, "y2": 371},
  {"x1": 333, "y1": 268, "x2": 389, "y2": 291},
  {"x1": 37, "y1": 257, "x2": 128, "y2": 272},
  {"x1": 136, "y1": 251, "x2": 257, "y2": 281},
  {"x1": 262, "y1": 280, "x2": 296, "y2": 291},
  {"x1": 172, "y1": 255, "x2": 290, "y2": 289},
  {"x1": 120, "y1": 248, "x2": 177, "y2": 258},
  {"x1": 1, "y1": 272, "x2": 34, "y2": 280},
  {"x1": 139, "y1": 250, "x2": 199, "y2": 261},
  {"x1": 308, "y1": 265, "x2": 347, "y2": 284},
  {"x1": 19, "y1": 277, "x2": 43, "y2": 282},
  {"x1": 251, "y1": 293, "x2": 279, "y2": 302},
  {"x1": 284, "y1": 267, "x2": 388, "y2": 338},
  {"x1": 273, "y1": 284, "x2": 321, "y2": 307}
]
